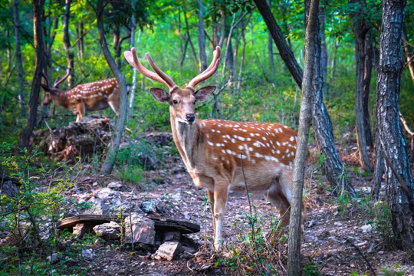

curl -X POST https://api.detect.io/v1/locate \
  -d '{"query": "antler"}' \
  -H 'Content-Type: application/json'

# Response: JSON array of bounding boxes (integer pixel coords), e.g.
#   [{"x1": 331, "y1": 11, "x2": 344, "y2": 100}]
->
[
  {"x1": 53, "y1": 68, "x2": 71, "y2": 88},
  {"x1": 41, "y1": 72, "x2": 50, "y2": 88},
  {"x1": 124, "y1": 48, "x2": 178, "y2": 92},
  {"x1": 186, "y1": 46, "x2": 221, "y2": 91}
]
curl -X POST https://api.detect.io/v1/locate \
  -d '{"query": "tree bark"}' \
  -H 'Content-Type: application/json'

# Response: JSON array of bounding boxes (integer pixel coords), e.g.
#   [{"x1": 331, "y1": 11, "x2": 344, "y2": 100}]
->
[
  {"x1": 287, "y1": 0, "x2": 318, "y2": 274},
  {"x1": 63, "y1": 0, "x2": 74, "y2": 86},
  {"x1": 13, "y1": 0, "x2": 25, "y2": 117},
  {"x1": 376, "y1": 0, "x2": 414, "y2": 249},
  {"x1": 266, "y1": 0, "x2": 274, "y2": 72},
  {"x1": 96, "y1": 0, "x2": 128, "y2": 175},
  {"x1": 198, "y1": 0, "x2": 207, "y2": 72},
  {"x1": 18, "y1": 0, "x2": 45, "y2": 149},
  {"x1": 319, "y1": 3, "x2": 327, "y2": 82},
  {"x1": 350, "y1": 0, "x2": 373, "y2": 172}
]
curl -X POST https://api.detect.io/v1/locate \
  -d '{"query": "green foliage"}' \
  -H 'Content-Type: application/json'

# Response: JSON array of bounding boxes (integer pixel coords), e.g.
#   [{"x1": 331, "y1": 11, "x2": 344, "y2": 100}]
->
[
  {"x1": 371, "y1": 201, "x2": 396, "y2": 248},
  {"x1": 216, "y1": 205, "x2": 286, "y2": 275},
  {"x1": 303, "y1": 261, "x2": 322, "y2": 276},
  {"x1": 0, "y1": 143, "x2": 89, "y2": 275}
]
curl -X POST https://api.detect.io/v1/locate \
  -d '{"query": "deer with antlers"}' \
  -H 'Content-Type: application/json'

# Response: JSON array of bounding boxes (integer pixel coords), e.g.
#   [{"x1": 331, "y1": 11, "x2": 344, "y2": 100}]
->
[
  {"x1": 124, "y1": 46, "x2": 304, "y2": 250},
  {"x1": 41, "y1": 69, "x2": 121, "y2": 122}
]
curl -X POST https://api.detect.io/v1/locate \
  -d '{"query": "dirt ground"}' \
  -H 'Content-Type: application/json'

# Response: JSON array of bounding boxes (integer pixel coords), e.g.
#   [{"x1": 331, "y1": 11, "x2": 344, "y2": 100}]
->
[{"x1": 62, "y1": 143, "x2": 413, "y2": 276}]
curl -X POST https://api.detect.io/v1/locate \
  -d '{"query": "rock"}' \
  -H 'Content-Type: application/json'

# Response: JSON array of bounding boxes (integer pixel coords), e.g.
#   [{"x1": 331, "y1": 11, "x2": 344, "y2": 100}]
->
[
  {"x1": 140, "y1": 201, "x2": 158, "y2": 214},
  {"x1": 93, "y1": 222, "x2": 121, "y2": 240},
  {"x1": 73, "y1": 223, "x2": 91, "y2": 238},
  {"x1": 0, "y1": 180, "x2": 18, "y2": 197},
  {"x1": 107, "y1": 182, "x2": 123, "y2": 189},
  {"x1": 144, "y1": 132, "x2": 173, "y2": 147},
  {"x1": 334, "y1": 221, "x2": 343, "y2": 226},
  {"x1": 153, "y1": 242, "x2": 183, "y2": 261},
  {"x1": 361, "y1": 224, "x2": 373, "y2": 233},
  {"x1": 124, "y1": 212, "x2": 156, "y2": 246},
  {"x1": 81, "y1": 249, "x2": 95, "y2": 260},
  {"x1": 47, "y1": 253, "x2": 64, "y2": 264},
  {"x1": 86, "y1": 197, "x2": 111, "y2": 215},
  {"x1": 163, "y1": 231, "x2": 181, "y2": 242}
]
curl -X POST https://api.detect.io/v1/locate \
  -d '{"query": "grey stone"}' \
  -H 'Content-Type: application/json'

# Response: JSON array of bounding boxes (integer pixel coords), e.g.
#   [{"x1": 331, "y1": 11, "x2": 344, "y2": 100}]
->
[
  {"x1": 163, "y1": 231, "x2": 181, "y2": 242},
  {"x1": 47, "y1": 253, "x2": 63, "y2": 264},
  {"x1": 93, "y1": 222, "x2": 121, "y2": 240},
  {"x1": 81, "y1": 249, "x2": 95, "y2": 260},
  {"x1": 107, "y1": 182, "x2": 123, "y2": 189},
  {"x1": 153, "y1": 242, "x2": 183, "y2": 261},
  {"x1": 124, "y1": 212, "x2": 155, "y2": 246}
]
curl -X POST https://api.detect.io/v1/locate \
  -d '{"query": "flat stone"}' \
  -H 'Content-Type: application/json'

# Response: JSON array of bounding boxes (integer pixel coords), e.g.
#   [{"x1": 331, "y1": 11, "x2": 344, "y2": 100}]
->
[
  {"x1": 124, "y1": 212, "x2": 155, "y2": 246},
  {"x1": 153, "y1": 242, "x2": 183, "y2": 261}
]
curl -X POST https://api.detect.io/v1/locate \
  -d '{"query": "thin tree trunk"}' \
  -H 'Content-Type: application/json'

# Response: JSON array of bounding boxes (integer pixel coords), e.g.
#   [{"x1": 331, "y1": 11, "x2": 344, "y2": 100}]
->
[
  {"x1": 18, "y1": 0, "x2": 45, "y2": 149},
  {"x1": 307, "y1": 0, "x2": 356, "y2": 196},
  {"x1": 376, "y1": 0, "x2": 414, "y2": 249},
  {"x1": 184, "y1": 12, "x2": 199, "y2": 67},
  {"x1": 267, "y1": 0, "x2": 274, "y2": 72},
  {"x1": 350, "y1": 0, "x2": 373, "y2": 172},
  {"x1": 95, "y1": 0, "x2": 128, "y2": 175},
  {"x1": 402, "y1": 23, "x2": 414, "y2": 84},
  {"x1": 198, "y1": 0, "x2": 207, "y2": 72},
  {"x1": 14, "y1": 0, "x2": 25, "y2": 117},
  {"x1": 63, "y1": 0, "x2": 74, "y2": 86},
  {"x1": 319, "y1": 3, "x2": 327, "y2": 82},
  {"x1": 363, "y1": 32, "x2": 374, "y2": 148},
  {"x1": 254, "y1": 0, "x2": 303, "y2": 88},
  {"x1": 287, "y1": 0, "x2": 318, "y2": 274}
]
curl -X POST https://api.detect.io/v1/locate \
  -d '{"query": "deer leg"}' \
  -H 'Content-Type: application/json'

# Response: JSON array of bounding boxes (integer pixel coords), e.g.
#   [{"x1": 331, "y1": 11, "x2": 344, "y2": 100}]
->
[
  {"x1": 206, "y1": 189, "x2": 216, "y2": 234},
  {"x1": 108, "y1": 94, "x2": 120, "y2": 116},
  {"x1": 76, "y1": 103, "x2": 86, "y2": 122},
  {"x1": 266, "y1": 176, "x2": 292, "y2": 239},
  {"x1": 213, "y1": 184, "x2": 228, "y2": 251}
]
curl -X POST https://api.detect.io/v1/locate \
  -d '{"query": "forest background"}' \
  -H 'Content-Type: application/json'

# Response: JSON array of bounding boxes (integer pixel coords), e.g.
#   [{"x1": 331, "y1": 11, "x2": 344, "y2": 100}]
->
[{"x1": 1, "y1": 0, "x2": 414, "y2": 274}]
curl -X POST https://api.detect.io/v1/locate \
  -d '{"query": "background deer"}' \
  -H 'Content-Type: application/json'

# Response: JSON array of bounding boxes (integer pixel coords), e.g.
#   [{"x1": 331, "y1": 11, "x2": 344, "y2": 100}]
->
[
  {"x1": 124, "y1": 46, "x2": 304, "y2": 250},
  {"x1": 41, "y1": 70, "x2": 121, "y2": 122}
]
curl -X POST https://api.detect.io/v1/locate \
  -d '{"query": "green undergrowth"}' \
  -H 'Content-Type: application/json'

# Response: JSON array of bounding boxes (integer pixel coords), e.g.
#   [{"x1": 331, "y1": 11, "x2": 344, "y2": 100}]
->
[{"x1": 0, "y1": 143, "x2": 93, "y2": 275}]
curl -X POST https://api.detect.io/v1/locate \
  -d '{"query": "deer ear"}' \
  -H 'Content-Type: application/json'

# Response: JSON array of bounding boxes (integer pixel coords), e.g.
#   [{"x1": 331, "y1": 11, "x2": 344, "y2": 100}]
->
[
  {"x1": 150, "y1": 88, "x2": 169, "y2": 103},
  {"x1": 194, "y1": 86, "x2": 216, "y2": 102}
]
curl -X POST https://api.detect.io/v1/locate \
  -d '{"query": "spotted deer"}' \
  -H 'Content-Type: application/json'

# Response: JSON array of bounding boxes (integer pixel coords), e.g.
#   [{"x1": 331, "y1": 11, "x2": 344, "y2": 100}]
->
[
  {"x1": 41, "y1": 70, "x2": 121, "y2": 122},
  {"x1": 124, "y1": 46, "x2": 304, "y2": 250}
]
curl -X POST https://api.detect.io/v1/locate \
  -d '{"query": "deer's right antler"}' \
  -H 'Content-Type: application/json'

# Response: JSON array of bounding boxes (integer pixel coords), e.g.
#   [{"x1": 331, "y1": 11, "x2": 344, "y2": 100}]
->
[
  {"x1": 124, "y1": 48, "x2": 178, "y2": 92},
  {"x1": 53, "y1": 68, "x2": 71, "y2": 88},
  {"x1": 186, "y1": 46, "x2": 221, "y2": 91}
]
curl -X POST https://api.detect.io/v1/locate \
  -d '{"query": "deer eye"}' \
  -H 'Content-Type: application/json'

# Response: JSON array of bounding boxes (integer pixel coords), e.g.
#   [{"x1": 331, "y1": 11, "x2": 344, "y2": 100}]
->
[{"x1": 173, "y1": 100, "x2": 178, "y2": 105}]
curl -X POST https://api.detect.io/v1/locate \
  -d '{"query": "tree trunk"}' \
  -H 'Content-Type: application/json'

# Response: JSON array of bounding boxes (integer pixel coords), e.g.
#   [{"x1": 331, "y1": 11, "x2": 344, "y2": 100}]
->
[
  {"x1": 307, "y1": 0, "x2": 356, "y2": 196},
  {"x1": 287, "y1": 0, "x2": 318, "y2": 274},
  {"x1": 350, "y1": 0, "x2": 373, "y2": 172},
  {"x1": 319, "y1": 3, "x2": 327, "y2": 82},
  {"x1": 376, "y1": 0, "x2": 414, "y2": 249},
  {"x1": 267, "y1": 0, "x2": 274, "y2": 72},
  {"x1": 63, "y1": 0, "x2": 74, "y2": 86},
  {"x1": 96, "y1": 0, "x2": 128, "y2": 175},
  {"x1": 13, "y1": 0, "x2": 25, "y2": 117},
  {"x1": 129, "y1": 0, "x2": 140, "y2": 116},
  {"x1": 198, "y1": 1, "x2": 207, "y2": 72},
  {"x1": 184, "y1": 11, "x2": 199, "y2": 67},
  {"x1": 18, "y1": 0, "x2": 45, "y2": 149}
]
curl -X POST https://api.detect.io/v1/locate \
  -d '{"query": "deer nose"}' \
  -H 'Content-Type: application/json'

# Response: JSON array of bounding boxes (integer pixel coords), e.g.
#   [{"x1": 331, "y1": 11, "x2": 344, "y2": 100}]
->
[{"x1": 186, "y1": 114, "x2": 196, "y2": 124}]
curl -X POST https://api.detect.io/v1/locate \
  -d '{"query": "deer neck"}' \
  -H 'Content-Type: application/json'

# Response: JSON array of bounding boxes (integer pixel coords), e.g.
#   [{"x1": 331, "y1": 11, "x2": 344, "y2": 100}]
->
[
  {"x1": 50, "y1": 91, "x2": 69, "y2": 108},
  {"x1": 170, "y1": 114, "x2": 200, "y2": 169}
]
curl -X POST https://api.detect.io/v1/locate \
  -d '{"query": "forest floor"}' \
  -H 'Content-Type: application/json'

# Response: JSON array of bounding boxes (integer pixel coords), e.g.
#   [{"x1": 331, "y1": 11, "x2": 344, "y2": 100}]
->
[{"x1": 54, "y1": 135, "x2": 414, "y2": 275}]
